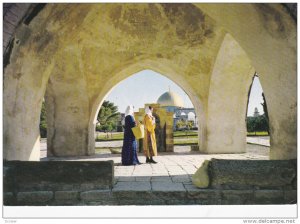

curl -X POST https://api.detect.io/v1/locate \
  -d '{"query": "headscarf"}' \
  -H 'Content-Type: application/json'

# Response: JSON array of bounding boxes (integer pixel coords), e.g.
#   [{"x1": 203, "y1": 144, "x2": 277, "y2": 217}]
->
[
  {"x1": 145, "y1": 106, "x2": 152, "y2": 116},
  {"x1": 122, "y1": 105, "x2": 134, "y2": 126},
  {"x1": 125, "y1": 105, "x2": 134, "y2": 117}
]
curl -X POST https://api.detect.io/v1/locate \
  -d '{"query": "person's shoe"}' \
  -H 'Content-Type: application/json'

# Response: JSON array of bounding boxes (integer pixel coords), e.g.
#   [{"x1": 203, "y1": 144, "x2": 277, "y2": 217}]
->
[
  {"x1": 150, "y1": 158, "x2": 157, "y2": 164},
  {"x1": 146, "y1": 157, "x2": 151, "y2": 163}
]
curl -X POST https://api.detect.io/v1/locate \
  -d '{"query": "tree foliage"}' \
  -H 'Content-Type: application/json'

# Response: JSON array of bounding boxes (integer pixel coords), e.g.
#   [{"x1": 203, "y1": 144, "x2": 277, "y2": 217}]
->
[
  {"x1": 247, "y1": 101, "x2": 269, "y2": 135},
  {"x1": 40, "y1": 101, "x2": 47, "y2": 138},
  {"x1": 261, "y1": 92, "x2": 269, "y2": 132},
  {"x1": 97, "y1": 100, "x2": 120, "y2": 132},
  {"x1": 247, "y1": 114, "x2": 269, "y2": 134},
  {"x1": 176, "y1": 119, "x2": 194, "y2": 131},
  {"x1": 176, "y1": 119, "x2": 186, "y2": 130}
]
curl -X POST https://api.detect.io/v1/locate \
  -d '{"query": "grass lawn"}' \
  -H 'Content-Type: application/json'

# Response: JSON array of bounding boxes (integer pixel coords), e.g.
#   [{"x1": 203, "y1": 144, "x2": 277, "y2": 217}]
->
[
  {"x1": 95, "y1": 132, "x2": 124, "y2": 141},
  {"x1": 173, "y1": 131, "x2": 198, "y2": 137},
  {"x1": 247, "y1": 132, "x2": 269, "y2": 136},
  {"x1": 174, "y1": 138, "x2": 198, "y2": 145}
]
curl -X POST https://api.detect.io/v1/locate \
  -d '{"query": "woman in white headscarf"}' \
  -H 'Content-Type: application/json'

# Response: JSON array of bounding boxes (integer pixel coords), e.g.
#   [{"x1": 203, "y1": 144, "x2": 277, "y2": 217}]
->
[
  {"x1": 143, "y1": 106, "x2": 158, "y2": 163},
  {"x1": 121, "y1": 105, "x2": 141, "y2": 165}
]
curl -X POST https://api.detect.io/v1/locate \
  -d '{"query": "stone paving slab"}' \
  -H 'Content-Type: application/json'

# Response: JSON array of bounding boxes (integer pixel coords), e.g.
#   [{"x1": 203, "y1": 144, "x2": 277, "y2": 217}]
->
[
  {"x1": 151, "y1": 182, "x2": 186, "y2": 191},
  {"x1": 151, "y1": 176, "x2": 172, "y2": 182},
  {"x1": 113, "y1": 181, "x2": 151, "y2": 191},
  {"x1": 135, "y1": 176, "x2": 151, "y2": 181}
]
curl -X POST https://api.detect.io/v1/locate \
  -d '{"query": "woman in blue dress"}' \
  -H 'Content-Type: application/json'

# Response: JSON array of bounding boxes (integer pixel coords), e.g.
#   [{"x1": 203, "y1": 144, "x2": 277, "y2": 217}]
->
[{"x1": 121, "y1": 105, "x2": 141, "y2": 166}]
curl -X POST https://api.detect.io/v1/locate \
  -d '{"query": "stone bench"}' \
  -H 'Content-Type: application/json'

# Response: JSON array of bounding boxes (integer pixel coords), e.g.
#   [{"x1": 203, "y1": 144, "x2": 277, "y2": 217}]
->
[
  {"x1": 4, "y1": 160, "x2": 114, "y2": 205},
  {"x1": 193, "y1": 159, "x2": 297, "y2": 190}
]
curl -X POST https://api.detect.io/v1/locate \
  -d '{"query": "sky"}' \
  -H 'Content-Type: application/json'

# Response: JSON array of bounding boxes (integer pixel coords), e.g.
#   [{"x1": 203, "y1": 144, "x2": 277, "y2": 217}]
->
[
  {"x1": 105, "y1": 70, "x2": 264, "y2": 116},
  {"x1": 247, "y1": 76, "x2": 264, "y2": 116},
  {"x1": 106, "y1": 70, "x2": 194, "y2": 113}
]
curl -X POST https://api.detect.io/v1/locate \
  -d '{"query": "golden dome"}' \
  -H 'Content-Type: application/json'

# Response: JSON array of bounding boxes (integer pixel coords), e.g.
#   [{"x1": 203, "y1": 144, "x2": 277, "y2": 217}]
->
[{"x1": 157, "y1": 91, "x2": 184, "y2": 107}]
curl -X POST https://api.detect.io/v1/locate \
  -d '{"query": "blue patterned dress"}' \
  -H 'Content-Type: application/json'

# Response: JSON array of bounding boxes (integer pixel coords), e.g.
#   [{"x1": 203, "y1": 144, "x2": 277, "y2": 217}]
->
[{"x1": 121, "y1": 115, "x2": 140, "y2": 165}]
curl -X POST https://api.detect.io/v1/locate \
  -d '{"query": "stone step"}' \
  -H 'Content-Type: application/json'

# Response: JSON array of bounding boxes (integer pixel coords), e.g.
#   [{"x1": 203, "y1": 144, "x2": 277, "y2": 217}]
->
[{"x1": 4, "y1": 189, "x2": 296, "y2": 206}]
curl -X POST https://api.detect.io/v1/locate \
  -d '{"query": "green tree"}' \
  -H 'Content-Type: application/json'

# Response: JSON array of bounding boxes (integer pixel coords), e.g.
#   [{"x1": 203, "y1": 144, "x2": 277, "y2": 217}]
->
[
  {"x1": 247, "y1": 116, "x2": 256, "y2": 134},
  {"x1": 176, "y1": 119, "x2": 185, "y2": 130},
  {"x1": 186, "y1": 121, "x2": 193, "y2": 130},
  {"x1": 247, "y1": 114, "x2": 269, "y2": 135},
  {"x1": 261, "y1": 92, "x2": 270, "y2": 134},
  {"x1": 97, "y1": 100, "x2": 120, "y2": 134},
  {"x1": 40, "y1": 101, "x2": 47, "y2": 138}
]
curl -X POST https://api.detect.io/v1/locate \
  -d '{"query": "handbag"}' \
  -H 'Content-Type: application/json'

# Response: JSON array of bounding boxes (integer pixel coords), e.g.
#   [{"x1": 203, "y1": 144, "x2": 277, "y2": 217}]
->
[{"x1": 131, "y1": 123, "x2": 145, "y2": 139}]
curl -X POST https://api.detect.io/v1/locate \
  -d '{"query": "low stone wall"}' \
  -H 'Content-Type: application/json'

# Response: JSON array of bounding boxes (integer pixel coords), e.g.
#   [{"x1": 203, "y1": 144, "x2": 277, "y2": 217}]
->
[
  {"x1": 208, "y1": 159, "x2": 297, "y2": 190},
  {"x1": 3, "y1": 159, "x2": 297, "y2": 205},
  {"x1": 4, "y1": 160, "x2": 114, "y2": 205}
]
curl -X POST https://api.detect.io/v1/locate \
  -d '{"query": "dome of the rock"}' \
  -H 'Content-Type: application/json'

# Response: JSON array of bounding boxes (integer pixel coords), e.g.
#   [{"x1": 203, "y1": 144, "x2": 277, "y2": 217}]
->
[{"x1": 157, "y1": 91, "x2": 184, "y2": 107}]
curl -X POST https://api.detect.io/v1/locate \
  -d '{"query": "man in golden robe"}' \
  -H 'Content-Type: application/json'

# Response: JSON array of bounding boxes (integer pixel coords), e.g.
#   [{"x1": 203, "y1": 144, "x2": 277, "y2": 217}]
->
[{"x1": 143, "y1": 106, "x2": 158, "y2": 163}]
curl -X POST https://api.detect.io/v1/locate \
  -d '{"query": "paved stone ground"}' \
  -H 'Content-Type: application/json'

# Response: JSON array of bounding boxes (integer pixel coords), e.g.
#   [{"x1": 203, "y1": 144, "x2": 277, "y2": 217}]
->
[
  {"x1": 246, "y1": 136, "x2": 270, "y2": 146},
  {"x1": 40, "y1": 139, "x2": 270, "y2": 192}
]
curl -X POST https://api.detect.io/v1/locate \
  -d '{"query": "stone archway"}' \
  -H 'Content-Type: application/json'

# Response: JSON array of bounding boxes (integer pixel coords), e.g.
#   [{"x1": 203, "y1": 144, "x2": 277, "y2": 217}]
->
[
  {"x1": 206, "y1": 33, "x2": 255, "y2": 154},
  {"x1": 3, "y1": 3, "x2": 296, "y2": 161},
  {"x1": 197, "y1": 4, "x2": 297, "y2": 159},
  {"x1": 88, "y1": 62, "x2": 207, "y2": 156}
]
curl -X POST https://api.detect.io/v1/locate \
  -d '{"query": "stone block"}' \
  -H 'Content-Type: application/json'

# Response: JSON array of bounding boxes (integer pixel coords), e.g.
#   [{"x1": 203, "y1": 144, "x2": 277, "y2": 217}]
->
[
  {"x1": 283, "y1": 190, "x2": 297, "y2": 204},
  {"x1": 151, "y1": 182, "x2": 186, "y2": 192},
  {"x1": 221, "y1": 190, "x2": 254, "y2": 204},
  {"x1": 292, "y1": 177, "x2": 297, "y2": 189},
  {"x1": 3, "y1": 166, "x2": 14, "y2": 192},
  {"x1": 117, "y1": 176, "x2": 136, "y2": 182},
  {"x1": 153, "y1": 191, "x2": 187, "y2": 202},
  {"x1": 55, "y1": 191, "x2": 79, "y2": 201},
  {"x1": 4, "y1": 160, "x2": 114, "y2": 192},
  {"x1": 209, "y1": 159, "x2": 296, "y2": 189},
  {"x1": 113, "y1": 181, "x2": 151, "y2": 191},
  {"x1": 171, "y1": 176, "x2": 191, "y2": 183},
  {"x1": 151, "y1": 176, "x2": 172, "y2": 182},
  {"x1": 17, "y1": 191, "x2": 53, "y2": 205},
  {"x1": 80, "y1": 190, "x2": 112, "y2": 203},
  {"x1": 3, "y1": 192, "x2": 15, "y2": 205},
  {"x1": 254, "y1": 190, "x2": 284, "y2": 204},
  {"x1": 135, "y1": 176, "x2": 151, "y2": 181},
  {"x1": 185, "y1": 186, "x2": 222, "y2": 204},
  {"x1": 113, "y1": 191, "x2": 158, "y2": 204},
  {"x1": 86, "y1": 201, "x2": 117, "y2": 205},
  {"x1": 192, "y1": 160, "x2": 210, "y2": 188}
]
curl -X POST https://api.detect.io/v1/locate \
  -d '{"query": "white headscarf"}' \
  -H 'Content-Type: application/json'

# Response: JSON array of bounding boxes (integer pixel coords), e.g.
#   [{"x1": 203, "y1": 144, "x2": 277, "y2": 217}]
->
[
  {"x1": 125, "y1": 105, "x2": 134, "y2": 117},
  {"x1": 122, "y1": 105, "x2": 134, "y2": 126},
  {"x1": 145, "y1": 106, "x2": 152, "y2": 116}
]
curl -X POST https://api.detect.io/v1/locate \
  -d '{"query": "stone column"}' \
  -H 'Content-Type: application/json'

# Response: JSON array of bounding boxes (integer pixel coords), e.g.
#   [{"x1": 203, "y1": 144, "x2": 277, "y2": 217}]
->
[
  {"x1": 206, "y1": 34, "x2": 254, "y2": 154},
  {"x1": 165, "y1": 113, "x2": 174, "y2": 152},
  {"x1": 4, "y1": 52, "x2": 54, "y2": 161},
  {"x1": 46, "y1": 49, "x2": 91, "y2": 157}
]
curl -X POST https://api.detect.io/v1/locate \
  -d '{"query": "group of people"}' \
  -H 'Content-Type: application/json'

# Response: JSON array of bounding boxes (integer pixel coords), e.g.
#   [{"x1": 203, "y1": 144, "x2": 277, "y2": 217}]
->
[{"x1": 121, "y1": 105, "x2": 157, "y2": 166}]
